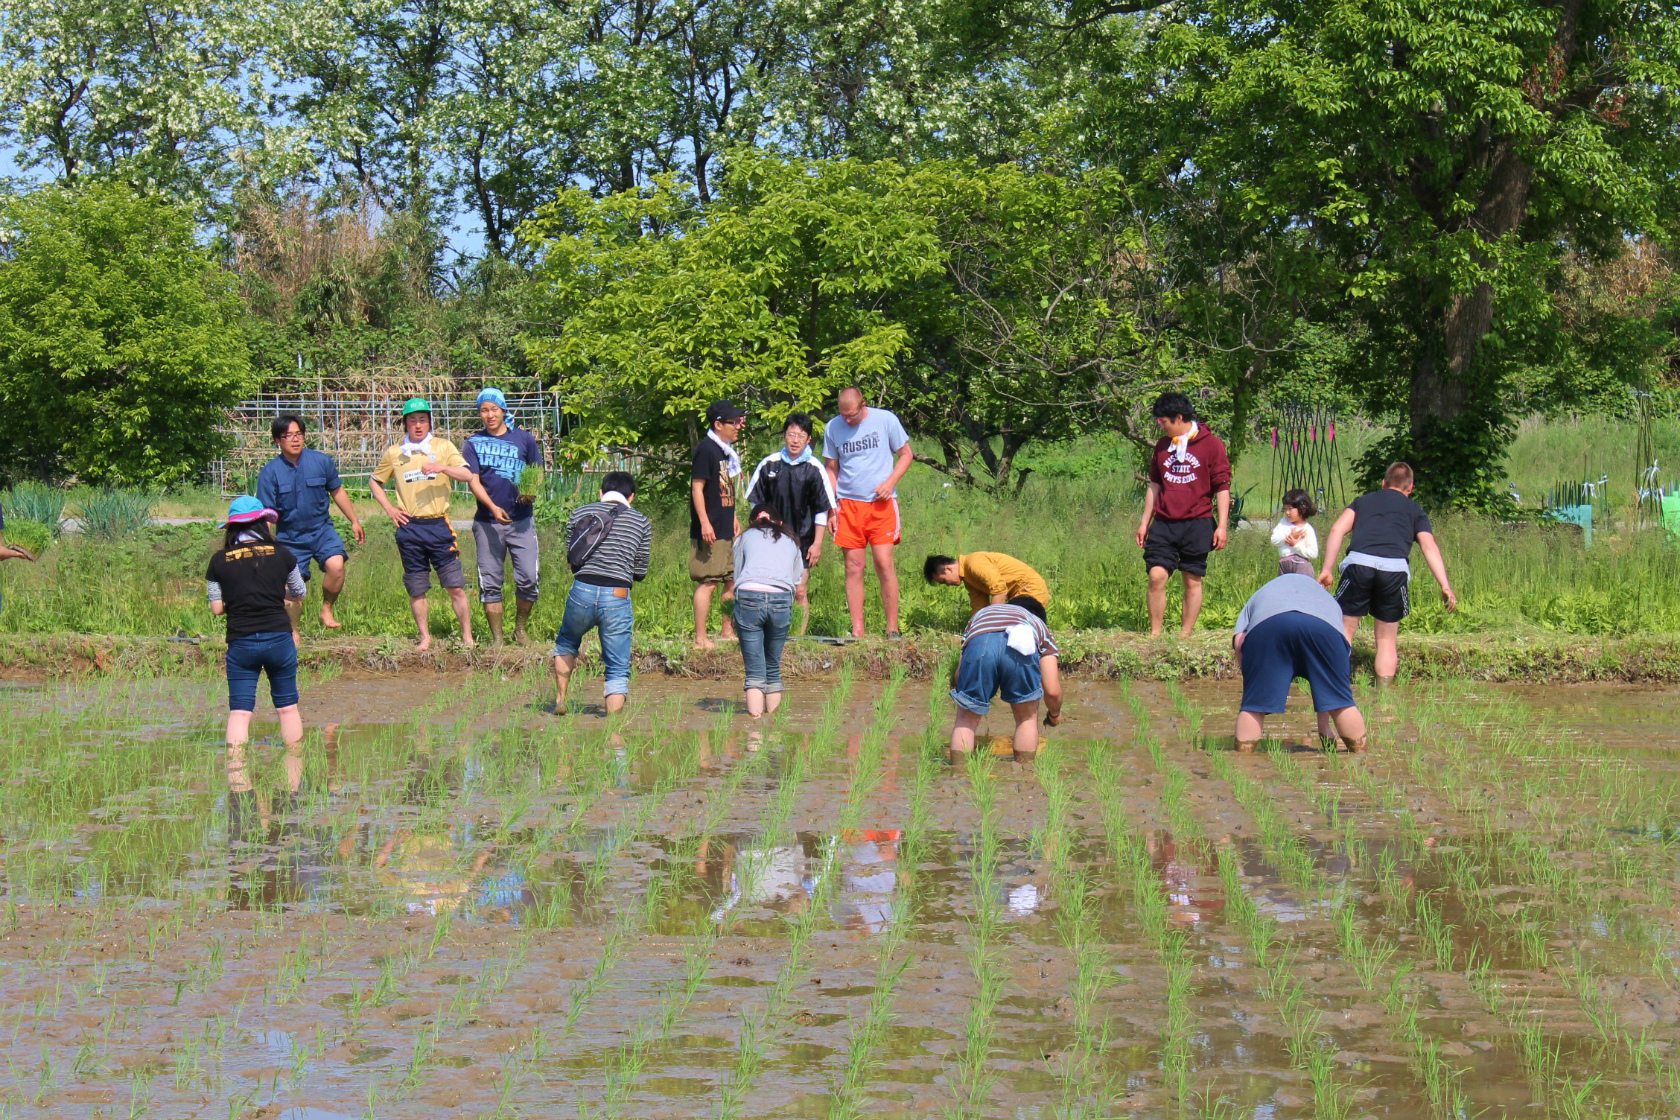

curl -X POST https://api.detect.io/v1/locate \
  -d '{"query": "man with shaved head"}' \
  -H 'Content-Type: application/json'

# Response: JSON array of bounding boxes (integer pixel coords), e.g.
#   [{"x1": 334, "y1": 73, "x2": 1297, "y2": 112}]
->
[{"x1": 822, "y1": 387, "x2": 914, "y2": 639}]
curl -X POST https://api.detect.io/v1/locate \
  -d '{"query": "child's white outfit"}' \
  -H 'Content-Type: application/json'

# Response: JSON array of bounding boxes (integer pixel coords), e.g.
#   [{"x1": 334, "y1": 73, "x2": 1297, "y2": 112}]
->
[{"x1": 1272, "y1": 518, "x2": 1319, "y2": 577}]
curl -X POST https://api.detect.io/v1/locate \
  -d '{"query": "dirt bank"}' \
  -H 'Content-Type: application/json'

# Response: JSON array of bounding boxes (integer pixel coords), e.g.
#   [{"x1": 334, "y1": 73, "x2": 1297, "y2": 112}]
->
[{"x1": 5, "y1": 628, "x2": 1680, "y2": 682}]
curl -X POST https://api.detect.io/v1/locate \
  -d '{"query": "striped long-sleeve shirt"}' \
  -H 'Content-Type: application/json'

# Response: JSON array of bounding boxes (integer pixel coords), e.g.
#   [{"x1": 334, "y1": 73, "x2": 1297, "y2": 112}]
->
[
  {"x1": 568, "y1": 498, "x2": 652, "y2": 589},
  {"x1": 961, "y1": 603, "x2": 1059, "y2": 656}
]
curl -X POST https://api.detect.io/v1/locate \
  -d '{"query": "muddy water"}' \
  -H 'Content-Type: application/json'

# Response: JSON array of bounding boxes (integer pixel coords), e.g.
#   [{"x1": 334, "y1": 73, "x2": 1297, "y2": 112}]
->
[{"x1": 0, "y1": 673, "x2": 1676, "y2": 1118}]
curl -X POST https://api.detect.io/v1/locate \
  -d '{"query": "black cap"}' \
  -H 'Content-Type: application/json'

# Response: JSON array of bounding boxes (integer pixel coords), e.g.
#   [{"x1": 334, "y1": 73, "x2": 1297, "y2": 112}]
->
[{"x1": 706, "y1": 399, "x2": 746, "y2": 425}]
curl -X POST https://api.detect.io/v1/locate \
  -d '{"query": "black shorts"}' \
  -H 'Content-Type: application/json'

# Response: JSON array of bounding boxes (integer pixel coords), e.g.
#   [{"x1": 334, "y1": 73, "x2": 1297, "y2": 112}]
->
[
  {"x1": 395, "y1": 517, "x2": 466, "y2": 597},
  {"x1": 1144, "y1": 517, "x2": 1214, "y2": 577},
  {"x1": 1335, "y1": 564, "x2": 1410, "y2": 623}
]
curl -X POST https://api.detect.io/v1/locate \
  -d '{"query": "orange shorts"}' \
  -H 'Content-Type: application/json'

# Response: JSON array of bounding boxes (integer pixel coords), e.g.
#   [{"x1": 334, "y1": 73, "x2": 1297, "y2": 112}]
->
[{"x1": 833, "y1": 497, "x2": 902, "y2": 549}]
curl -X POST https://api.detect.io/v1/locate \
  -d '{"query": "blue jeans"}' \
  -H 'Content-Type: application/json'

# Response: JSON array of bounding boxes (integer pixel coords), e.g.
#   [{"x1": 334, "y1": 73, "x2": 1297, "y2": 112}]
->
[
  {"x1": 734, "y1": 590, "x2": 793, "y2": 693},
  {"x1": 951, "y1": 630, "x2": 1043, "y2": 715},
  {"x1": 226, "y1": 632, "x2": 300, "y2": 712},
  {"x1": 552, "y1": 582, "x2": 634, "y2": 696}
]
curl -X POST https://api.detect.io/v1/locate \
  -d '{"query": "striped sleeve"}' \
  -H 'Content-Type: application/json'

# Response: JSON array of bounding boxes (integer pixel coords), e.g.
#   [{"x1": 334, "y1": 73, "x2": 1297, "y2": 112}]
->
[{"x1": 962, "y1": 605, "x2": 1058, "y2": 656}]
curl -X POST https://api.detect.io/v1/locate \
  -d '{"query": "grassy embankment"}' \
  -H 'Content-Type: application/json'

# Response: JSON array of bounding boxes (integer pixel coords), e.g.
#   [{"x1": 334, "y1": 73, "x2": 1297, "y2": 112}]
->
[{"x1": 3, "y1": 418, "x2": 1680, "y2": 679}]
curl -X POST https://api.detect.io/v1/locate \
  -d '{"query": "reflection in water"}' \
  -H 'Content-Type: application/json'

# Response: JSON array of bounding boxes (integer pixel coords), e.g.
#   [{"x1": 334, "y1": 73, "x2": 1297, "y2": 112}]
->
[
  {"x1": 1147, "y1": 832, "x2": 1227, "y2": 926},
  {"x1": 835, "y1": 829, "x2": 901, "y2": 933}
]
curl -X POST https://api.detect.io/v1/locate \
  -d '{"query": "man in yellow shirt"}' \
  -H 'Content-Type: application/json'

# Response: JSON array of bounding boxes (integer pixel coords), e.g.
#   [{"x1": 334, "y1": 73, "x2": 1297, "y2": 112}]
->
[
  {"x1": 924, "y1": 552, "x2": 1051, "y2": 616},
  {"x1": 370, "y1": 398, "x2": 504, "y2": 650}
]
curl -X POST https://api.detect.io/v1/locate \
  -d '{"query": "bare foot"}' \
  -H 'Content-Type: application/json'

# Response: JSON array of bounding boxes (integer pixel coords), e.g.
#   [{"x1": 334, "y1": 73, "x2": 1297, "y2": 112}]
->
[
  {"x1": 415, "y1": 638, "x2": 432, "y2": 652},
  {"x1": 320, "y1": 605, "x2": 342, "y2": 629},
  {"x1": 461, "y1": 638, "x2": 477, "y2": 650},
  {"x1": 1149, "y1": 628, "x2": 1163, "y2": 639},
  {"x1": 694, "y1": 637, "x2": 718, "y2": 651},
  {"x1": 1236, "y1": 740, "x2": 1259, "y2": 753},
  {"x1": 553, "y1": 697, "x2": 568, "y2": 715},
  {"x1": 513, "y1": 629, "x2": 529, "y2": 645}
]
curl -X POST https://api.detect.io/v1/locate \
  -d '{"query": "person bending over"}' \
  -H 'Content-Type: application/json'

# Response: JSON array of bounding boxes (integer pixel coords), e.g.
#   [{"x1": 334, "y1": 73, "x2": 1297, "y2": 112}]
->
[
  {"x1": 924, "y1": 551, "x2": 1050, "y2": 618},
  {"x1": 948, "y1": 595, "x2": 1063, "y2": 761},
  {"x1": 206, "y1": 497, "x2": 307, "y2": 749},
  {"x1": 733, "y1": 506, "x2": 805, "y2": 718},
  {"x1": 746, "y1": 412, "x2": 837, "y2": 636},
  {"x1": 1233, "y1": 573, "x2": 1367, "y2": 753},
  {"x1": 1317, "y1": 461, "x2": 1456, "y2": 684},
  {"x1": 553, "y1": 472, "x2": 652, "y2": 715},
  {"x1": 1135, "y1": 391, "x2": 1231, "y2": 637}
]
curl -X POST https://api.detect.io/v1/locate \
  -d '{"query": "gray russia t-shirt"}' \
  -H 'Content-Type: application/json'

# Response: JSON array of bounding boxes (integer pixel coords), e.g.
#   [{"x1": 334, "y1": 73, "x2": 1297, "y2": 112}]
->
[
  {"x1": 822, "y1": 408, "x2": 910, "y2": 501},
  {"x1": 1233, "y1": 574, "x2": 1348, "y2": 638}
]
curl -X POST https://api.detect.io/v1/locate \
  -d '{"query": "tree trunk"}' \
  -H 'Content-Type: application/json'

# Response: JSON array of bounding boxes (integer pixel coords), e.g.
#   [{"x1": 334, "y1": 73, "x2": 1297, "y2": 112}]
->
[{"x1": 1408, "y1": 143, "x2": 1533, "y2": 459}]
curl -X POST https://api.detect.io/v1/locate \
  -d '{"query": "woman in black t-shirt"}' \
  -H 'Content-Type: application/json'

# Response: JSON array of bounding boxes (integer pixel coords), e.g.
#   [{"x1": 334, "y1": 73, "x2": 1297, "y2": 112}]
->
[{"x1": 206, "y1": 497, "x2": 307, "y2": 746}]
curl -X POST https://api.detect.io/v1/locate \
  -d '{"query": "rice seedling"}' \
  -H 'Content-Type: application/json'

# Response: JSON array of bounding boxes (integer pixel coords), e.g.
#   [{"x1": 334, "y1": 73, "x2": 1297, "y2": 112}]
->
[{"x1": 948, "y1": 748, "x2": 1007, "y2": 1119}]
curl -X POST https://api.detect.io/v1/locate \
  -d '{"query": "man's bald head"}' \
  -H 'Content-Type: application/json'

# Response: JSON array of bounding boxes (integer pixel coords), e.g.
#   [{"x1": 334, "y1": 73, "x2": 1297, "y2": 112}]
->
[{"x1": 837, "y1": 386, "x2": 866, "y2": 423}]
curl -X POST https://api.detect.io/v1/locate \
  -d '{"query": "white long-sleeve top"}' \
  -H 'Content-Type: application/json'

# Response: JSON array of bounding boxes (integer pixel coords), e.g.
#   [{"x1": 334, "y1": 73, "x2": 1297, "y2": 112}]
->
[{"x1": 1271, "y1": 518, "x2": 1319, "y2": 560}]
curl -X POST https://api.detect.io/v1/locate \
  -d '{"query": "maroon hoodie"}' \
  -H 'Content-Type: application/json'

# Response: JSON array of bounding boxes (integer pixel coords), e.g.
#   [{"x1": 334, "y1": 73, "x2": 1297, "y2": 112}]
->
[{"x1": 1148, "y1": 426, "x2": 1232, "y2": 520}]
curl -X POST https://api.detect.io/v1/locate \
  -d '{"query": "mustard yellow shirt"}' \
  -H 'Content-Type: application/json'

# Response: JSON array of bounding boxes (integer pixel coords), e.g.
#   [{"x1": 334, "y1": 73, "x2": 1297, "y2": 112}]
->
[
  {"x1": 371, "y1": 438, "x2": 467, "y2": 518},
  {"x1": 959, "y1": 551, "x2": 1050, "y2": 614}
]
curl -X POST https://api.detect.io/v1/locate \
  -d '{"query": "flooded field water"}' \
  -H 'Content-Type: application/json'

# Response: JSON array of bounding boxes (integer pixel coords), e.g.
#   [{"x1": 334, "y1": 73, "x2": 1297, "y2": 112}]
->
[{"x1": 0, "y1": 666, "x2": 1676, "y2": 1118}]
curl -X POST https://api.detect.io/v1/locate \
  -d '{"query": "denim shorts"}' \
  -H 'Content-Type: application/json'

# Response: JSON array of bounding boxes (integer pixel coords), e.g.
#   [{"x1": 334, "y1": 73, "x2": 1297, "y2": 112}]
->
[
  {"x1": 277, "y1": 522, "x2": 347, "y2": 582},
  {"x1": 552, "y1": 582, "x2": 634, "y2": 696},
  {"x1": 950, "y1": 630, "x2": 1044, "y2": 715},
  {"x1": 226, "y1": 631, "x2": 300, "y2": 712}
]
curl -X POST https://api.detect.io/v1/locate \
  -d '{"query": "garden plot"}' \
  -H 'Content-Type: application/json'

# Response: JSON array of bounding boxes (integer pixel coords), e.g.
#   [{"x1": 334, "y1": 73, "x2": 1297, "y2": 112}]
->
[{"x1": 0, "y1": 670, "x2": 1676, "y2": 1118}]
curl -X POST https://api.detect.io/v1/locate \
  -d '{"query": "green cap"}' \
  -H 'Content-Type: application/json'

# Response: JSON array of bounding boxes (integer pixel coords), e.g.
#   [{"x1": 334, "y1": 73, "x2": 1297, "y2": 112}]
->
[{"x1": 401, "y1": 397, "x2": 432, "y2": 417}]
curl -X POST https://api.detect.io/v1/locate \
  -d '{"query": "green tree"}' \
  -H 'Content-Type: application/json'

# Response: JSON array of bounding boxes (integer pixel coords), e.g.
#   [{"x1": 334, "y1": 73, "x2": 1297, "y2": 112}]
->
[
  {"x1": 0, "y1": 183, "x2": 253, "y2": 486},
  {"x1": 522, "y1": 152, "x2": 944, "y2": 473},
  {"x1": 522, "y1": 153, "x2": 1174, "y2": 488},
  {"x1": 0, "y1": 0, "x2": 299, "y2": 212},
  {"x1": 1094, "y1": 0, "x2": 1680, "y2": 507}
]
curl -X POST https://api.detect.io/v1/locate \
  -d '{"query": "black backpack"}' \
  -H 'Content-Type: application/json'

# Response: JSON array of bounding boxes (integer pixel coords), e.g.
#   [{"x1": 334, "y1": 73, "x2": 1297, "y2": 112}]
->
[{"x1": 567, "y1": 502, "x2": 625, "y2": 571}]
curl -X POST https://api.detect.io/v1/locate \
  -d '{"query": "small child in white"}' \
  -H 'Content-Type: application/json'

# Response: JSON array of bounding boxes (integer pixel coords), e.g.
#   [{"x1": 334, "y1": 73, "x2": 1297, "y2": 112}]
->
[{"x1": 1272, "y1": 489, "x2": 1319, "y2": 577}]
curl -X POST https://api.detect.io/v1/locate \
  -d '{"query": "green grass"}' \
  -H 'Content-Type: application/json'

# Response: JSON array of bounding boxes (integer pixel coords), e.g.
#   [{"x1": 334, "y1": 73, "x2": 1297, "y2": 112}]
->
[
  {"x1": 4, "y1": 468, "x2": 1680, "y2": 641},
  {"x1": 6, "y1": 420, "x2": 1680, "y2": 641}
]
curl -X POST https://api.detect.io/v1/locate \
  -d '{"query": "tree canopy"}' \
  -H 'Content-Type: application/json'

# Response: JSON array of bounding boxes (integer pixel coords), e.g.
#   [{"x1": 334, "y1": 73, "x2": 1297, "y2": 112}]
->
[
  {"x1": 0, "y1": 0, "x2": 1677, "y2": 501},
  {"x1": 0, "y1": 184, "x2": 253, "y2": 486}
]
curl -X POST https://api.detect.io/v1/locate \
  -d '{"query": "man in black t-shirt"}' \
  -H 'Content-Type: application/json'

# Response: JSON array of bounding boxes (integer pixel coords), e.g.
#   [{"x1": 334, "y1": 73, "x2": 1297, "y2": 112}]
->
[
  {"x1": 691, "y1": 399, "x2": 745, "y2": 649},
  {"x1": 1318, "y1": 461, "x2": 1457, "y2": 683}
]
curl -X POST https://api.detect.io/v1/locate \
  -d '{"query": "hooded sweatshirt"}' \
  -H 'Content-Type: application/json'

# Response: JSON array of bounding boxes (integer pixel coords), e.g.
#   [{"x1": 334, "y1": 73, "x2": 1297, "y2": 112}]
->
[{"x1": 1147, "y1": 425, "x2": 1233, "y2": 521}]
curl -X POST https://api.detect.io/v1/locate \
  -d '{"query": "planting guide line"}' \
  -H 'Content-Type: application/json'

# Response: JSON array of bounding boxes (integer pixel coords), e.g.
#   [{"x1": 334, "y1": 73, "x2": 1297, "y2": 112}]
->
[{"x1": 0, "y1": 671, "x2": 1676, "y2": 1118}]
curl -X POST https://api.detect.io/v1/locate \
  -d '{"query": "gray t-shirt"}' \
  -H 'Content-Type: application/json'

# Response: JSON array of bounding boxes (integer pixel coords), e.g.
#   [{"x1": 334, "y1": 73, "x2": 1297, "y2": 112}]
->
[
  {"x1": 822, "y1": 407, "x2": 910, "y2": 501},
  {"x1": 1233, "y1": 574, "x2": 1348, "y2": 639},
  {"x1": 733, "y1": 527, "x2": 805, "y2": 594}
]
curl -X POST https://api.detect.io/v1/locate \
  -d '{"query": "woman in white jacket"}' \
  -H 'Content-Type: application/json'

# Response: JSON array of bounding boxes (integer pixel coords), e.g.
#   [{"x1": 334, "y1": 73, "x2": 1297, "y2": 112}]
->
[{"x1": 1272, "y1": 489, "x2": 1319, "y2": 577}]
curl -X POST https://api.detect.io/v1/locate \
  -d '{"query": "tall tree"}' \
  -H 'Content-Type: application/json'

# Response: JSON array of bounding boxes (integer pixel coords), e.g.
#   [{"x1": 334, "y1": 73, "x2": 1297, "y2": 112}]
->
[
  {"x1": 0, "y1": 184, "x2": 253, "y2": 486},
  {"x1": 1094, "y1": 0, "x2": 1680, "y2": 506},
  {"x1": 0, "y1": 0, "x2": 289, "y2": 211}
]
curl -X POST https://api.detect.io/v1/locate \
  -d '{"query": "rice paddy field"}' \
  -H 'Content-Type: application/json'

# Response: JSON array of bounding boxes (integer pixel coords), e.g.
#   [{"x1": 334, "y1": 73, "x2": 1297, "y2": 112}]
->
[{"x1": 0, "y1": 665, "x2": 1676, "y2": 1119}]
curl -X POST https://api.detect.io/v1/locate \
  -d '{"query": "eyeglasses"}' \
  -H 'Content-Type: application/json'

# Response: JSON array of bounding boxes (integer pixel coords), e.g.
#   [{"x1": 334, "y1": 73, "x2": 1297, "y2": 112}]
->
[{"x1": 280, "y1": 430, "x2": 305, "y2": 439}]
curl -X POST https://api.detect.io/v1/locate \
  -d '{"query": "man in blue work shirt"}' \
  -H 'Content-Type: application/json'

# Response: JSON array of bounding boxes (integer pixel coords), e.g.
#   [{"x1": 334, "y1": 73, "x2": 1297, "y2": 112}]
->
[
  {"x1": 462, "y1": 388, "x2": 540, "y2": 644},
  {"x1": 256, "y1": 413, "x2": 366, "y2": 641}
]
